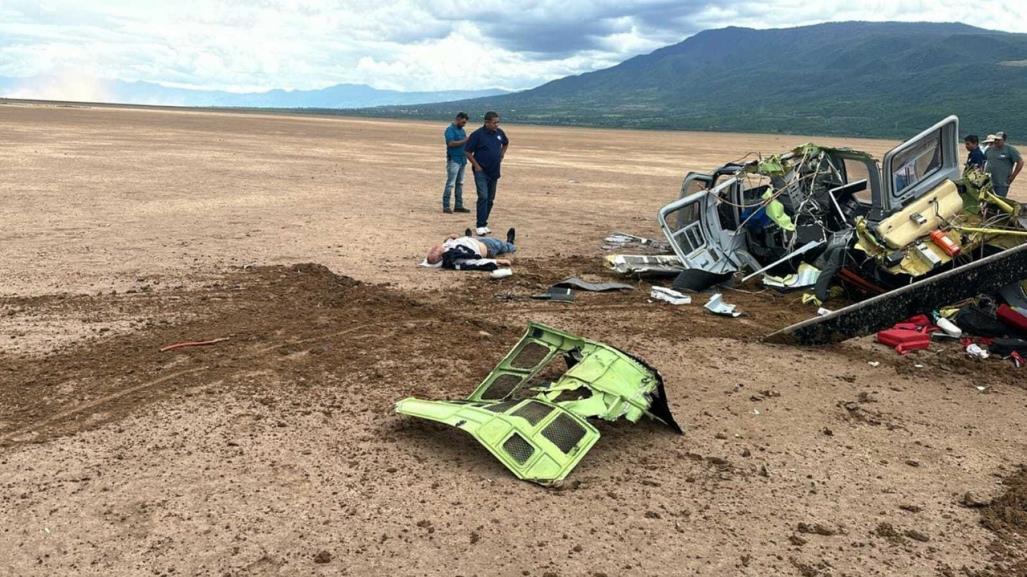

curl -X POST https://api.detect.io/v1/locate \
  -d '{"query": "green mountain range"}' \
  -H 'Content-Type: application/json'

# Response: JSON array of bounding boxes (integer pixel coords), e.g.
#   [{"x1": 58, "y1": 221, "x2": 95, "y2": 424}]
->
[{"x1": 357, "y1": 21, "x2": 1027, "y2": 139}]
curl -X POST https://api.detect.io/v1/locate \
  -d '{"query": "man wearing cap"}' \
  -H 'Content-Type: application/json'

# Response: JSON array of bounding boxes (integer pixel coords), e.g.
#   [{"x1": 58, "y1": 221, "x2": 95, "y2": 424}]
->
[
  {"x1": 964, "y1": 134, "x2": 986, "y2": 170},
  {"x1": 985, "y1": 132, "x2": 1023, "y2": 198},
  {"x1": 982, "y1": 133, "x2": 998, "y2": 157}
]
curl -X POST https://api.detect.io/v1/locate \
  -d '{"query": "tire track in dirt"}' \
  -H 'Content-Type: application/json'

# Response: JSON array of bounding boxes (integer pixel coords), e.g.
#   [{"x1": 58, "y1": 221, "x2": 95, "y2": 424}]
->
[
  {"x1": 1, "y1": 320, "x2": 439, "y2": 444},
  {"x1": 1, "y1": 365, "x2": 212, "y2": 443},
  {"x1": 0, "y1": 264, "x2": 483, "y2": 447}
]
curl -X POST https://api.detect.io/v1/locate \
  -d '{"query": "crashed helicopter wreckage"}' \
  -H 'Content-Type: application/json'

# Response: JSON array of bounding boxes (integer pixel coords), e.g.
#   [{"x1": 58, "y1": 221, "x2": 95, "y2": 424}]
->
[
  {"x1": 657, "y1": 115, "x2": 1027, "y2": 344},
  {"x1": 395, "y1": 322, "x2": 681, "y2": 486}
]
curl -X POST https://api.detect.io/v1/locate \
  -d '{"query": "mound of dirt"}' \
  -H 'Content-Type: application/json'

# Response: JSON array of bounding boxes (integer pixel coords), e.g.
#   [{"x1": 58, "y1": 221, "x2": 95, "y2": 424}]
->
[
  {"x1": 970, "y1": 466, "x2": 1027, "y2": 576},
  {"x1": 0, "y1": 263, "x2": 511, "y2": 446},
  {"x1": 268, "y1": 263, "x2": 362, "y2": 308},
  {"x1": 981, "y1": 466, "x2": 1027, "y2": 535}
]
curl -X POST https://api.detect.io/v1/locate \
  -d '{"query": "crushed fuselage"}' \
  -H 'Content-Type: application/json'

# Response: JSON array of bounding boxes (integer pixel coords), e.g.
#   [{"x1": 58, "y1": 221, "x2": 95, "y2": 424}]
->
[{"x1": 658, "y1": 116, "x2": 1026, "y2": 302}]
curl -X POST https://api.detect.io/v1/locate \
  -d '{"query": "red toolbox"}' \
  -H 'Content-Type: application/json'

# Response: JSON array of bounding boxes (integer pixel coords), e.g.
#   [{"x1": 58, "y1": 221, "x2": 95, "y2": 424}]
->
[{"x1": 877, "y1": 328, "x2": 932, "y2": 354}]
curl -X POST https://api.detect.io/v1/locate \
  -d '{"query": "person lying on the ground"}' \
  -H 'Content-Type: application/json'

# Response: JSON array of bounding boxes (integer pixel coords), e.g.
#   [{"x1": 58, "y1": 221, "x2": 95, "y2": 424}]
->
[{"x1": 424, "y1": 228, "x2": 516, "y2": 271}]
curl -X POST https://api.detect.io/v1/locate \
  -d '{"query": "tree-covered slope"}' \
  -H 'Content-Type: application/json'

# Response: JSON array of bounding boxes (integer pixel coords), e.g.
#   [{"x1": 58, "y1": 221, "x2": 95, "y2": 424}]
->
[{"x1": 360, "y1": 22, "x2": 1027, "y2": 138}]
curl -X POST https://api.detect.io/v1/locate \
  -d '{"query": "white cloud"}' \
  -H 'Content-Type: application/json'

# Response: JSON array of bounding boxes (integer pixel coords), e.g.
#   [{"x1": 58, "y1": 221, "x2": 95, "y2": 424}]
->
[
  {"x1": 3, "y1": 68, "x2": 113, "y2": 101},
  {"x1": 688, "y1": 0, "x2": 1027, "y2": 32},
  {"x1": 0, "y1": 0, "x2": 1023, "y2": 94}
]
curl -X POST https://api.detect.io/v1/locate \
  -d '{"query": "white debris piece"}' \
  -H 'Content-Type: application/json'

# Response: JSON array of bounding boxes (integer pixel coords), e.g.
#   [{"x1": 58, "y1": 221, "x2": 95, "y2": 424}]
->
[
  {"x1": 605, "y1": 254, "x2": 684, "y2": 275},
  {"x1": 705, "y1": 293, "x2": 742, "y2": 317},
  {"x1": 763, "y1": 262, "x2": 822, "y2": 289},
  {"x1": 650, "y1": 286, "x2": 691, "y2": 305},
  {"x1": 817, "y1": 307, "x2": 832, "y2": 317},
  {"x1": 490, "y1": 268, "x2": 513, "y2": 279},
  {"x1": 965, "y1": 343, "x2": 989, "y2": 360},
  {"x1": 936, "y1": 317, "x2": 962, "y2": 338},
  {"x1": 604, "y1": 233, "x2": 636, "y2": 246},
  {"x1": 601, "y1": 232, "x2": 671, "y2": 252}
]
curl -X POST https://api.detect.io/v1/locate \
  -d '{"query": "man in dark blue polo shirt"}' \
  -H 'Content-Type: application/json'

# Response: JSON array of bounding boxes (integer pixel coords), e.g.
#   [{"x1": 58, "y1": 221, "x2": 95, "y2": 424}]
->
[
  {"x1": 964, "y1": 134, "x2": 986, "y2": 171},
  {"x1": 465, "y1": 111, "x2": 509, "y2": 236}
]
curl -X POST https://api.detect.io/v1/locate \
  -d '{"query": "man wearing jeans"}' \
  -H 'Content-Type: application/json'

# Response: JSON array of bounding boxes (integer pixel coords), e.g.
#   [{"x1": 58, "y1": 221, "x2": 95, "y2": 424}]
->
[
  {"x1": 465, "y1": 111, "x2": 509, "y2": 236},
  {"x1": 442, "y1": 112, "x2": 470, "y2": 213}
]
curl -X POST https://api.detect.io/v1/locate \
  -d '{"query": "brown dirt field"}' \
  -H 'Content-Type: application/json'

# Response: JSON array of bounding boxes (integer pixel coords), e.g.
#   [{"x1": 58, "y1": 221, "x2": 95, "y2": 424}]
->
[{"x1": 1, "y1": 103, "x2": 1026, "y2": 577}]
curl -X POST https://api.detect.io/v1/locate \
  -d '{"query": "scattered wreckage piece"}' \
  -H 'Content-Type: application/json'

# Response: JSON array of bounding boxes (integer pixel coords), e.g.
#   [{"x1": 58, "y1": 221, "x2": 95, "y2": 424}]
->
[
  {"x1": 532, "y1": 286, "x2": 575, "y2": 302},
  {"x1": 533, "y1": 277, "x2": 634, "y2": 302},
  {"x1": 605, "y1": 254, "x2": 685, "y2": 278},
  {"x1": 551, "y1": 277, "x2": 634, "y2": 292},
  {"x1": 705, "y1": 293, "x2": 742, "y2": 318},
  {"x1": 766, "y1": 243, "x2": 1027, "y2": 345},
  {"x1": 464, "y1": 323, "x2": 680, "y2": 429},
  {"x1": 602, "y1": 232, "x2": 671, "y2": 253},
  {"x1": 741, "y1": 240, "x2": 824, "y2": 283},
  {"x1": 650, "y1": 286, "x2": 691, "y2": 305},
  {"x1": 395, "y1": 322, "x2": 681, "y2": 486},
  {"x1": 762, "y1": 262, "x2": 821, "y2": 290},
  {"x1": 395, "y1": 398, "x2": 601, "y2": 483}
]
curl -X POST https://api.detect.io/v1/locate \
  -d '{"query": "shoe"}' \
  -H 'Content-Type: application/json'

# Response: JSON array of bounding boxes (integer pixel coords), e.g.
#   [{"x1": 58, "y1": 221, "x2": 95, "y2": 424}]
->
[
  {"x1": 475, "y1": 227, "x2": 490, "y2": 236},
  {"x1": 464, "y1": 228, "x2": 473, "y2": 237},
  {"x1": 442, "y1": 207, "x2": 453, "y2": 214},
  {"x1": 454, "y1": 207, "x2": 470, "y2": 213},
  {"x1": 483, "y1": 227, "x2": 491, "y2": 234},
  {"x1": 506, "y1": 227, "x2": 516, "y2": 244}
]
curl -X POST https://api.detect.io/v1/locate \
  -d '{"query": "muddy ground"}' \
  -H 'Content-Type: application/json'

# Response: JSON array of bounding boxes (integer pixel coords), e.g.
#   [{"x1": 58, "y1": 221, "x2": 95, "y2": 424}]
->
[{"x1": 1, "y1": 103, "x2": 1025, "y2": 577}]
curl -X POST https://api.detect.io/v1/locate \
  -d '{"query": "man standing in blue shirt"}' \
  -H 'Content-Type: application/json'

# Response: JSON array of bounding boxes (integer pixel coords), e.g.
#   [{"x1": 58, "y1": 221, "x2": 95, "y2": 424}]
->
[
  {"x1": 442, "y1": 112, "x2": 470, "y2": 214},
  {"x1": 964, "y1": 134, "x2": 986, "y2": 171},
  {"x1": 465, "y1": 111, "x2": 509, "y2": 236}
]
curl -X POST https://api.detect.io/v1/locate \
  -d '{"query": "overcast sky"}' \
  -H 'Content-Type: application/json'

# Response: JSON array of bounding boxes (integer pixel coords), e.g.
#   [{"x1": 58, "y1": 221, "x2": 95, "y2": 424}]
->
[{"x1": 1, "y1": 0, "x2": 1024, "y2": 94}]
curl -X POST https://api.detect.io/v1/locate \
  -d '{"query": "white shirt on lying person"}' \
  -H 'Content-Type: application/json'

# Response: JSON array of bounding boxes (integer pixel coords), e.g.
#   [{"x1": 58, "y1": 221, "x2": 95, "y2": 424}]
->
[{"x1": 440, "y1": 236, "x2": 499, "y2": 271}]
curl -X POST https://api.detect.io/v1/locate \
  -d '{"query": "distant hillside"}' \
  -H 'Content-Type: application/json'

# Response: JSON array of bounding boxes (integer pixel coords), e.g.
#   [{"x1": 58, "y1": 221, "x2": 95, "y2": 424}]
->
[
  {"x1": 0, "y1": 76, "x2": 506, "y2": 109},
  {"x1": 357, "y1": 22, "x2": 1027, "y2": 139}
]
